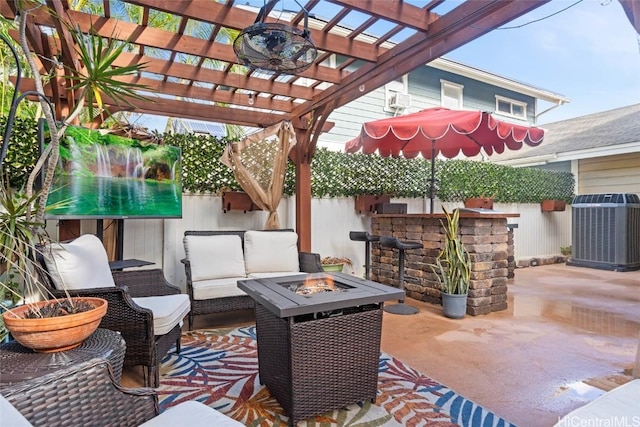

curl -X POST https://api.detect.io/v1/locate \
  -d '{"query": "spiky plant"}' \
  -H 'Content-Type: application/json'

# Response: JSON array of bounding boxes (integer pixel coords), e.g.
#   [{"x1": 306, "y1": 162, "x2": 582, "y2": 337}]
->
[
  {"x1": 0, "y1": 2, "x2": 148, "y2": 326},
  {"x1": 431, "y1": 207, "x2": 471, "y2": 295}
]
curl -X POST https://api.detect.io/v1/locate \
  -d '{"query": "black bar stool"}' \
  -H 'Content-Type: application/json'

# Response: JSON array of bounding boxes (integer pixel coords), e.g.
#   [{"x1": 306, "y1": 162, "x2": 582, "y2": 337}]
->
[
  {"x1": 349, "y1": 231, "x2": 379, "y2": 280},
  {"x1": 379, "y1": 236, "x2": 423, "y2": 315}
]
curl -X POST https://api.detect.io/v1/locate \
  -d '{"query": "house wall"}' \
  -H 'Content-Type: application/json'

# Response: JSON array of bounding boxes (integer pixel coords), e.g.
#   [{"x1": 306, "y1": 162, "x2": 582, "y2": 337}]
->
[
  {"x1": 577, "y1": 152, "x2": 640, "y2": 196},
  {"x1": 320, "y1": 64, "x2": 537, "y2": 152},
  {"x1": 44, "y1": 195, "x2": 571, "y2": 293},
  {"x1": 532, "y1": 161, "x2": 572, "y2": 173}
]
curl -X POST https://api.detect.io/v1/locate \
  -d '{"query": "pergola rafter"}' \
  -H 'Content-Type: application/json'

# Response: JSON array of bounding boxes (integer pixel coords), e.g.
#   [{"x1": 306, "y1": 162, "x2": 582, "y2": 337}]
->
[{"x1": 0, "y1": 0, "x2": 550, "y2": 249}]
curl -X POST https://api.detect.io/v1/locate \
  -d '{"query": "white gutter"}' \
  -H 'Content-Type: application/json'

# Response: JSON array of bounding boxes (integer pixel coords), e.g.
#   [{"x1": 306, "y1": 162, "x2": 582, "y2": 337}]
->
[
  {"x1": 535, "y1": 100, "x2": 567, "y2": 121},
  {"x1": 495, "y1": 141, "x2": 640, "y2": 166}
]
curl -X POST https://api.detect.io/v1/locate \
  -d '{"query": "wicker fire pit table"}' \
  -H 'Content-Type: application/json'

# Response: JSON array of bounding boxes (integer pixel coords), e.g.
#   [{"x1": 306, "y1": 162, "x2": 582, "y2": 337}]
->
[{"x1": 238, "y1": 272, "x2": 404, "y2": 426}]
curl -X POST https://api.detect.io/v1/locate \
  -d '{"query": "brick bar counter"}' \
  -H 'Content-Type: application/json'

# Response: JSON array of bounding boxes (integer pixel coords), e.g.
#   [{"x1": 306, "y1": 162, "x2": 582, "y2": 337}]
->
[{"x1": 370, "y1": 212, "x2": 519, "y2": 315}]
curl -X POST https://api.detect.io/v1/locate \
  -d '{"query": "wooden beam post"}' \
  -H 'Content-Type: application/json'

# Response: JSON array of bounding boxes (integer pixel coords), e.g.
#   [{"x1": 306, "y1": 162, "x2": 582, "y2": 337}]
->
[
  {"x1": 294, "y1": 155, "x2": 312, "y2": 252},
  {"x1": 292, "y1": 122, "x2": 313, "y2": 252}
]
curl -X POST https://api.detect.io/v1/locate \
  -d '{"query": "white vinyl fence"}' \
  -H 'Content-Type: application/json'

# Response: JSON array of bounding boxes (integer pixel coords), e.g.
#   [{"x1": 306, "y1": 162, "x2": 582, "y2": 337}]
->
[{"x1": 49, "y1": 194, "x2": 572, "y2": 292}]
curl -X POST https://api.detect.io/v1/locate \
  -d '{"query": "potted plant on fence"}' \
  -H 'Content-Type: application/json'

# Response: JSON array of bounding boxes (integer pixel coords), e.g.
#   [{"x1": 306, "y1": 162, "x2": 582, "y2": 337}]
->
[
  {"x1": 463, "y1": 195, "x2": 494, "y2": 210},
  {"x1": 0, "y1": 5, "x2": 148, "y2": 350},
  {"x1": 321, "y1": 256, "x2": 353, "y2": 273},
  {"x1": 430, "y1": 207, "x2": 471, "y2": 319}
]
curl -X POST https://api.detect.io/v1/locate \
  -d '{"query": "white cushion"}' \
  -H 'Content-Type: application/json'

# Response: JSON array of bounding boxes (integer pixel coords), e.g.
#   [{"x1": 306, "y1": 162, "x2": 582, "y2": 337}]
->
[
  {"x1": 553, "y1": 379, "x2": 640, "y2": 426},
  {"x1": 140, "y1": 401, "x2": 244, "y2": 427},
  {"x1": 132, "y1": 294, "x2": 190, "y2": 336},
  {"x1": 248, "y1": 272, "x2": 308, "y2": 280},
  {"x1": 43, "y1": 234, "x2": 115, "y2": 290},
  {"x1": 243, "y1": 231, "x2": 299, "y2": 274},
  {"x1": 183, "y1": 235, "x2": 246, "y2": 281},
  {"x1": 0, "y1": 396, "x2": 33, "y2": 427},
  {"x1": 191, "y1": 277, "x2": 248, "y2": 300}
]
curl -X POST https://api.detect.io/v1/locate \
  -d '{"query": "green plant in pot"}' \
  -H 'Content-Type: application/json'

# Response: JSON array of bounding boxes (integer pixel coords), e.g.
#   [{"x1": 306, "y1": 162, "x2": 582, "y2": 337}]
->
[
  {"x1": 431, "y1": 207, "x2": 471, "y2": 319},
  {"x1": 321, "y1": 256, "x2": 353, "y2": 273},
  {"x1": 0, "y1": 4, "x2": 148, "y2": 350}
]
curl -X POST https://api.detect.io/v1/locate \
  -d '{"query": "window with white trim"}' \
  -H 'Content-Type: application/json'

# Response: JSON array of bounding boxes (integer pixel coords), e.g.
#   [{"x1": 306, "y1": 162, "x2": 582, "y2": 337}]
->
[
  {"x1": 441, "y1": 80, "x2": 463, "y2": 109},
  {"x1": 384, "y1": 75, "x2": 409, "y2": 112},
  {"x1": 495, "y1": 96, "x2": 527, "y2": 119}
]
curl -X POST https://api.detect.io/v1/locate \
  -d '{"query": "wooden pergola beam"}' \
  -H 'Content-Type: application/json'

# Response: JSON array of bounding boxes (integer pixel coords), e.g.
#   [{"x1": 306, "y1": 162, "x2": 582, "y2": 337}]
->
[{"x1": 0, "y1": 0, "x2": 551, "y2": 250}]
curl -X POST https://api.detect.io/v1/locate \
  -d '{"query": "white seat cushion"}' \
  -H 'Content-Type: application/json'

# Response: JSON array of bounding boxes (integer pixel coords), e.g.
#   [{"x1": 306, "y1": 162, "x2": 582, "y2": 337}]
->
[
  {"x1": 553, "y1": 379, "x2": 640, "y2": 426},
  {"x1": 140, "y1": 401, "x2": 244, "y2": 427},
  {"x1": 132, "y1": 294, "x2": 190, "y2": 336},
  {"x1": 42, "y1": 234, "x2": 115, "y2": 290},
  {"x1": 0, "y1": 396, "x2": 33, "y2": 427},
  {"x1": 191, "y1": 277, "x2": 248, "y2": 300},
  {"x1": 183, "y1": 234, "x2": 246, "y2": 281},
  {"x1": 248, "y1": 272, "x2": 308, "y2": 280},
  {"x1": 244, "y1": 231, "x2": 299, "y2": 274}
]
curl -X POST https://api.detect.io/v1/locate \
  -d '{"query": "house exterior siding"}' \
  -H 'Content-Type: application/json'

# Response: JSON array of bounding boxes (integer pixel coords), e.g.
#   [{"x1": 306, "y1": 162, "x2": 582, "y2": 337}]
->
[
  {"x1": 321, "y1": 63, "x2": 538, "y2": 151},
  {"x1": 577, "y1": 152, "x2": 640, "y2": 195}
]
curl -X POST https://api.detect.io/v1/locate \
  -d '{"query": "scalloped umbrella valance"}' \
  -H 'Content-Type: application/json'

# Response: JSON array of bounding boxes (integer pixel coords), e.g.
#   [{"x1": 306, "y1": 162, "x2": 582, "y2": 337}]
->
[{"x1": 344, "y1": 107, "x2": 545, "y2": 212}]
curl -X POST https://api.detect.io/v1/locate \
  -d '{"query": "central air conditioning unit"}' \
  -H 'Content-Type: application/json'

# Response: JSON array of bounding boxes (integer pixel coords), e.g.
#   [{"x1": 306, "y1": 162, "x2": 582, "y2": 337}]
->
[
  {"x1": 567, "y1": 193, "x2": 640, "y2": 271},
  {"x1": 389, "y1": 92, "x2": 411, "y2": 109}
]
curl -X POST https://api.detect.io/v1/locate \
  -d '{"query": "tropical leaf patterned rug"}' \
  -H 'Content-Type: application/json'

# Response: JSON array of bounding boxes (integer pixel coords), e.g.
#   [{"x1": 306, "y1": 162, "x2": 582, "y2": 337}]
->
[{"x1": 158, "y1": 326, "x2": 514, "y2": 426}]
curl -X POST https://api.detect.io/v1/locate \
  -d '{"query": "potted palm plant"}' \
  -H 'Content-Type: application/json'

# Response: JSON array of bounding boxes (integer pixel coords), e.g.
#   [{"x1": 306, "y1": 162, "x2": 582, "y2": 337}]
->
[
  {"x1": 0, "y1": 4, "x2": 148, "y2": 350},
  {"x1": 431, "y1": 207, "x2": 471, "y2": 319},
  {"x1": 0, "y1": 179, "x2": 109, "y2": 351}
]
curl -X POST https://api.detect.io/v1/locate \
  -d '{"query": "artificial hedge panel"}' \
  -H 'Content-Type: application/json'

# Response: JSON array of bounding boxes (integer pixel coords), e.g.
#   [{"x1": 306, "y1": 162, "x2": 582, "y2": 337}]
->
[
  {"x1": 1, "y1": 118, "x2": 574, "y2": 203},
  {"x1": 162, "y1": 133, "x2": 240, "y2": 194},
  {"x1": 437, "y1": 160, "x2": 574, "y2": 203},
  {"x1": 0, "y1": 116, "x2": 40, "y2": 188}
]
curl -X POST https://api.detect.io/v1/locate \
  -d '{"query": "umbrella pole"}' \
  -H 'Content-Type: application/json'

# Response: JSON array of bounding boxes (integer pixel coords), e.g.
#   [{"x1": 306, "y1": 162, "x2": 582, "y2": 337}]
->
[{"x1": 429, "y1": 140, "x2": 435, "y2": 214}]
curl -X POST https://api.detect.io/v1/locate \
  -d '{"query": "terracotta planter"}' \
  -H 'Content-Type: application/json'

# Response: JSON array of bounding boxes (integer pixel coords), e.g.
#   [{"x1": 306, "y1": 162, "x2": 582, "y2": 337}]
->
[
  {"x1": 541, "y1": 199, "x2": 566, "y2": 212},
  {"x1": 2, "y1": 297, "x2": 108, "y2": 352},
  {"x1": 464, "y1": 197, "x2": 494, "y2": 210},
  {"x1": 222, "y1": 191, "x2": 261, "y2": 213},
  {"x1": 354, "y1": 194, "x2": 391, "y2": 214}
]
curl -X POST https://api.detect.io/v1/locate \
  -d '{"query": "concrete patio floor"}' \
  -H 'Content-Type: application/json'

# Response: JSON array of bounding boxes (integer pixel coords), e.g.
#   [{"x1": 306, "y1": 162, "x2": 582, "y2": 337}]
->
[
  {"x1": 380, "y1": 263, "x2": 639, "y2": 426},
  {"x1": 123, "y1": 263, "x2": 640, "y2": 426}
]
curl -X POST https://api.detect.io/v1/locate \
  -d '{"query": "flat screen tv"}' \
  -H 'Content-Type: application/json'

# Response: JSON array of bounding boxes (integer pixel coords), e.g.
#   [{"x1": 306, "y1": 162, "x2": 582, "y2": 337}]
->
[{"x1": 42, "y1": 120, "x2": 182, "y2": 219}]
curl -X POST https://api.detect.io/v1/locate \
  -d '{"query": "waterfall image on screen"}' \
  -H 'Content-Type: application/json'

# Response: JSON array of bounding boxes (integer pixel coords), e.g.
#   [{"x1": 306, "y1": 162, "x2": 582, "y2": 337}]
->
[{"x1": 44, "y1": 124, "x2": 182, "y2": 219}]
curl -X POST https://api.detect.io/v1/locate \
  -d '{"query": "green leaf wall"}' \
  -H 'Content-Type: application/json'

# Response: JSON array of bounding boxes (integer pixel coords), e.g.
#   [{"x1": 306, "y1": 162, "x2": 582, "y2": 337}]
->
[{"x1": 2, "y1": 119, "x2": 575, "y2": 203}]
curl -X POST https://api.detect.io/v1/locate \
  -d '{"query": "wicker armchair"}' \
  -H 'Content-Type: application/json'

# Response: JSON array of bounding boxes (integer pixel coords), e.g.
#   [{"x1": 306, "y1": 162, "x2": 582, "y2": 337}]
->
[
  {"x1": 36, "y1": 235, "x2": 190, "y2": 387},
  {"x1": 1, "y1": 358, "x2": 157, "y2": 426},
  {"x1": 182, "y1": 229, "x2": 323, "y2": 330},
  {"x1": 0, "y1": 358, "x2": 244, "y2": 427}
]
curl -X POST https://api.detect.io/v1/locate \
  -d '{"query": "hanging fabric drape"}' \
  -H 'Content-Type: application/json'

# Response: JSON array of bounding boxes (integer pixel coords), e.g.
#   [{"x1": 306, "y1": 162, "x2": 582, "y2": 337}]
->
[{"x1": 220, "y1": 121, "x2": 296, "y2": 229}]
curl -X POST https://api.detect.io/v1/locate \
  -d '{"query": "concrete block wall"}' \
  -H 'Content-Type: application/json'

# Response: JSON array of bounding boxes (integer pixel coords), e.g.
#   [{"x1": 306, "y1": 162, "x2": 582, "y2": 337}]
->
[{"x1": 370, "y1": 215, "x2": 511, "y2": 316}]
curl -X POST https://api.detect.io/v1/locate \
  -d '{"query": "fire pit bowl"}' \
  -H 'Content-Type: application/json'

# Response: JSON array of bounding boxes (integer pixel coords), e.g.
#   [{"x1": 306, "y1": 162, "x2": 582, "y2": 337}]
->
[{"x1": 288, "y1": 276, "x2": 344, "y2": 296}]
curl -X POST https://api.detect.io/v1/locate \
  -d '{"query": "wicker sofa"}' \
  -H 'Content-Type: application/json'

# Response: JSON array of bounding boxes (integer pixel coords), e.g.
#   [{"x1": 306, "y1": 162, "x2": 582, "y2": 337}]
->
[
  {"x1": 182, "y1": 229, "x2": 323, "y2": 329},
  {"x1": 0, "y1": 358, "x2": 243, "y2": 427},
  {"x1": 36, "y1": 234, "x2": 191, "y2": 388}
]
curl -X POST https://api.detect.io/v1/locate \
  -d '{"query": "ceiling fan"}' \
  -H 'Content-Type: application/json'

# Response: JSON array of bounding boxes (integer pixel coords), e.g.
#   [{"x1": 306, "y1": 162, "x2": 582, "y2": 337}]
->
[{"x1": 233, "y1": 0, "x2": 318, "y2": 75}]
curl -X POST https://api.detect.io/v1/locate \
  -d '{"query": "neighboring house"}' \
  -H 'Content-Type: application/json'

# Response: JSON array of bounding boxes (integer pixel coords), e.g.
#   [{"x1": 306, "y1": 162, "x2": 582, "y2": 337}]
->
[
  {"x1": 488, "y1": 104, "x2": 640, "y2": 196},
  {"x1": 319, "y1": 56, "x2": 569, "y2": 151}
]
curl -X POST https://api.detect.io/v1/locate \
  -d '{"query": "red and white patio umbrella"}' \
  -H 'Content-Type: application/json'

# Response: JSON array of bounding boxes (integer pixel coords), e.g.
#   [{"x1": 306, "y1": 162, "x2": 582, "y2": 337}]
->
[{"x1": 344, "y1": 107, "x2": 545, "y2": 212}]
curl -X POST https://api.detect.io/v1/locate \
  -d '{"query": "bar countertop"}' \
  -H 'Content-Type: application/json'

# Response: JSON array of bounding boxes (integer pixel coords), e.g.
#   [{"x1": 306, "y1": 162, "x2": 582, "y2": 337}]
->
[{"x1": 372, "y1": 209, "x2": 520, "y2": 219}]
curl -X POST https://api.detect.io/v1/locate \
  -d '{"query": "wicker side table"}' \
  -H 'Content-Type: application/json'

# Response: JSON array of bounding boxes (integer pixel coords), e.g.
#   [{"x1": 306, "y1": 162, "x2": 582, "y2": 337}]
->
[{"x1": 0, "y1": 328, "x2": 126, "y2": 388}]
